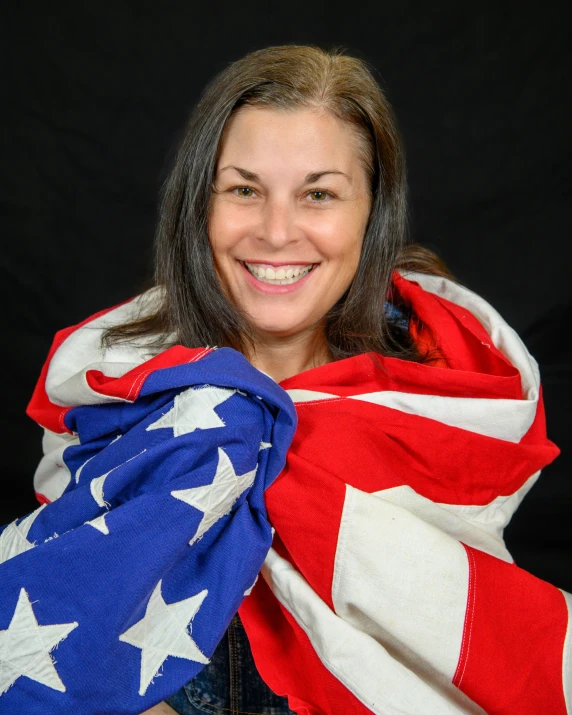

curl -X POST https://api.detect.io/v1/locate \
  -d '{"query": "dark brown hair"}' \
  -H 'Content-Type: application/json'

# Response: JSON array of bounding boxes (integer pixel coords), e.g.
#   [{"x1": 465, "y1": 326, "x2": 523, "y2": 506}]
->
[{"x1": 103, "y1": 44, "x2": 455, "y2": 364}]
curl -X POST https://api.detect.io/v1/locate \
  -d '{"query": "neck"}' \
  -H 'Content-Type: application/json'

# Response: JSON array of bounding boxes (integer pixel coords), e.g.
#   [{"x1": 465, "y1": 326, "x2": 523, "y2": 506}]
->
[{"x1": 245, "y1": 326, "x2": 333, "y2": 383}]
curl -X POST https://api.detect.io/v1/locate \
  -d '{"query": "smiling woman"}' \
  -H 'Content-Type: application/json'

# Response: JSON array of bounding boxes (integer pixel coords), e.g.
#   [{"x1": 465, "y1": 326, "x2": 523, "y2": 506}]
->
[
  {"x1": 11, "y1": 44, "x2": 568, "y2": 715},
  {"x1": 101, "y1": 44, "x2": 452, "y2": 381},
  {"x1": 207, "y1": 106, "x2": 372, "y2": 382}
]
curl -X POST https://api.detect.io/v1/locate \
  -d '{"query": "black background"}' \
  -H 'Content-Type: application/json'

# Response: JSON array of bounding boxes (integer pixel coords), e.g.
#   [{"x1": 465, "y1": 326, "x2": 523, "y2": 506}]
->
[{"x1": 2, "y1": 4, "x2": 570, "y2": 589}]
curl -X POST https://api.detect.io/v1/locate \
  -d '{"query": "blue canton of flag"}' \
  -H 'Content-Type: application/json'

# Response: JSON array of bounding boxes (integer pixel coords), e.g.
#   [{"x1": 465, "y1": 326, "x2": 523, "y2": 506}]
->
[{"x1": 0, "y1": 348, "x2": 297, "y2": 714}]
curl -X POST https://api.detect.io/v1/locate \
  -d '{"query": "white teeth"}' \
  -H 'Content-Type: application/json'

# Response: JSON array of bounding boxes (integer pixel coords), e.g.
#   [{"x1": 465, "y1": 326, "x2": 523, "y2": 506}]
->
[{"x1": 243, "y1": 262, "x2": 315, "y2": 285}]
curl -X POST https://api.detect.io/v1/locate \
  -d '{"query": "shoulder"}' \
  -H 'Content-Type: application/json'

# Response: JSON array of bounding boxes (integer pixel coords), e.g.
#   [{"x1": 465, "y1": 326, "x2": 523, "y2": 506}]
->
[
  {"x1": 27, "y1": 288, "x2": 167, "y2": 420},
  {"x1": 56, "y1": 286, "x2": 165, "y2": 349},
  {"x1": 393, "y1": 270, "x2": 539, "y2": 394}
]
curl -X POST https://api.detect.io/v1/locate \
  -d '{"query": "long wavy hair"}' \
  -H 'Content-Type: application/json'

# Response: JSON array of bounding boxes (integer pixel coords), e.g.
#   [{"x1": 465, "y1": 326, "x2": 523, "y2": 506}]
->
[{"x1": 103, "y1": 44, "x2": 455, "y2": 364}]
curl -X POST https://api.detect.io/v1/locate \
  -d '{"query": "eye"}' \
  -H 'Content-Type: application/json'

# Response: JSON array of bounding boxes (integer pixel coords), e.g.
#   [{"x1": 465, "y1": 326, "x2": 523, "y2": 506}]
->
[
  {"x1": 307, "y1": 190, "x2": 333, "y2": 203},
  {"x1": 232, "y1": 186, "x2": 256, "y2": 198},
  {"x1": 230, "y1": 186, "x2": 334, "y2": 202}
]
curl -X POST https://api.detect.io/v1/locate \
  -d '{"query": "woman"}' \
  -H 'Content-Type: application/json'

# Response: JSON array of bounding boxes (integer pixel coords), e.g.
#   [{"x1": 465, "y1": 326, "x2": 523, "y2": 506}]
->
[
  {"x1": 112, "y1": 46, "x2": 456, "y2": 710},
  {"x1": 2, "y1": 45, "x2": 569, "y2": 715}
]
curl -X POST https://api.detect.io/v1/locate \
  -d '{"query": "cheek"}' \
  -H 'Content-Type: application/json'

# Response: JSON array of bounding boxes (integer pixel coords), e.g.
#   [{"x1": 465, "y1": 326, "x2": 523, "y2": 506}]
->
[
  {"x1": 315, "y1": 215, "x2": 364, "y2": 266},
  {"x1": 208, "y1": 204, "x2": 242, "y2": 255},
  {"x1": 313, "y1": 201, "x2": 366, "y2": 236}
]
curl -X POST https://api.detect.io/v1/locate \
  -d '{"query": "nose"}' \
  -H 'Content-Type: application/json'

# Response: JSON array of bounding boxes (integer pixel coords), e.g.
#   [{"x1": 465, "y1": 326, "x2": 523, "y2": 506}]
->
[{"x1": 258, "y1": 196, "x2": 300, "y2": 249}]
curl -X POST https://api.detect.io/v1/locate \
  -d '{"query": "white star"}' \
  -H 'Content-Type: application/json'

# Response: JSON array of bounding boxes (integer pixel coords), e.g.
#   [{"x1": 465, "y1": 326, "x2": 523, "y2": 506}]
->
[
  {"x1": 118, "y1": 579, "x2": 209, "y2": 696},
  {"x1": 89, "y1": 450, "x2": 147, "y2": 509},
  {"x1": 146, "y1": 386, "x2": 236, "y2": 437},
  {"x1": 90, "y1": 473, "x2": 111, "y2": 509},
  {"x1": 172, "y1": 447, "x2": 257, "y2": 545},
  {"x1": 244, "y1": 574, "x2": 259, "y2": 596},
  {"x1": 85, "y1": 514, "x2": 109, "y2": 535},
  {"x1": 75, "y1": 454, "x2": 95, "y2": 483},
  {"x1": 0, "y1": 505, "x2": 46, "y2": 565},
  {"x1": 259, "y1": 441, "x2": 272, "y2": 451},
  {"x1": 75, "y1": 434, "x2": 126, "y2": 485},
  {"x1": 0, "y1": 588, "x2": 78, "y2": 695}
]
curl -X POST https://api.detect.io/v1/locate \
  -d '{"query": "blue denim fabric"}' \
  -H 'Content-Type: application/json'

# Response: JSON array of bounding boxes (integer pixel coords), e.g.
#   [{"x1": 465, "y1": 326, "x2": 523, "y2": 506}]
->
[
  {"x1": 165, "y1": 614, "x2": 296, "y2": 715},
  {"x1": 384, "y1": 299, "x2": 410, "y2": 330}
]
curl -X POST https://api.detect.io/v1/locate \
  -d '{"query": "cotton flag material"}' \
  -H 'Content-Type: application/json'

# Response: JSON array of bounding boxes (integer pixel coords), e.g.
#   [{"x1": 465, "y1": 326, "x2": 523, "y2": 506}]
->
[
  {"x1": 239, "y1": 271, "x2": 571, "y2": 714},
  {"x1": 0, "y1": 341, "x2": 297, "y2": 714},
  {"x1": 1, "y1": 269, "x2": 569, "y2": 715}
]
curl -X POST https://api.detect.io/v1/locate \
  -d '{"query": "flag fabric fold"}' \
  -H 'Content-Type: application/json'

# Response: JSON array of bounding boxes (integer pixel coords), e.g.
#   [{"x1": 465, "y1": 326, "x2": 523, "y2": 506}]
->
[
  {"x1": 1, "y1": 269, "x2": 569, "y2": 714},
  {"x1": 1, "y1": 344, "x2": 297, "y2": 714},
  {"x1": 239, "y1": 271, "x2": 569, "y2": 715}
]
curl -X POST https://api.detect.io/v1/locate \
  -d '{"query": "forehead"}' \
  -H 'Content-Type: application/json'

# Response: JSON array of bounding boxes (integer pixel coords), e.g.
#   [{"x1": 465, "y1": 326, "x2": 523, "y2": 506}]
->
[{"x1": 216, "y1": 106, "x2": 364, "y2": 174}]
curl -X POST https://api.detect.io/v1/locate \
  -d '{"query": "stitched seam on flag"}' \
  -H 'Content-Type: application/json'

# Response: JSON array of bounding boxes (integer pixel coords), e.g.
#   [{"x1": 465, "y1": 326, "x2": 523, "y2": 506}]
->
[
  {"x1": 190, "y1": 348, "x2": 208, "y2": 362},
  {"x1": 561, "y1": 589, "x2": 572, "y2": 714},
  {"x1": 190, "y1": 347, "x2": 212, "y2": 363},
  {"x1": 294, "y1": 397, "x2": 347, "y2": 407},
  {"x1": 127, "y1": 347, "x2": 212, "y2": 402},
  {"x1": 331, "y1": 484, "x2": 355, "y2": 611},
  {"x1": 126, "y1": 369, "x2": 154, "y2": 401},
  {"x1": 454, "y1": 545, "x2": 477, "y2": 687},
  {"x1": 57, "y1": 407, "x2": 71, "y2": 433},
  {"x1": 456, "y1": 547, "x2": 477, "y2": 686},
  {"x1": 126, "y1": 369, "x2": 151, "y2": 400}
]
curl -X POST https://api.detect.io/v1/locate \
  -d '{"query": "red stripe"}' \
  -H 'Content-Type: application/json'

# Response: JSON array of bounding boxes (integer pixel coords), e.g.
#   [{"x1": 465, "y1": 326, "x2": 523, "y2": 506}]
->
[
  {"x1": 83, "y1": 346, "x2": 214, "y2": 401},
  {"x1": 453, "y1": 544, "x2": 478, "y2": 685},
  {"x1": 454, "y1": 544, "x2": 569, "y2": 713},
  {"x1": 239, "y1": 540, "x2": 373, "y2": 715},
  {"x1": 26, "y1": 299, "x2": 135, "y2": 433},
  {"x1": 265, "y1": 453, "x2": 347, "y2": 609},
  {"x1": 280, "y1": 396, "x2": 558, "y2": 506},
  {"x1": 393, "y1": 271, "x2": 520, "y2": 380},
  {"x1": 26, "y1": 292, "x2": 213, "y2": 431}
]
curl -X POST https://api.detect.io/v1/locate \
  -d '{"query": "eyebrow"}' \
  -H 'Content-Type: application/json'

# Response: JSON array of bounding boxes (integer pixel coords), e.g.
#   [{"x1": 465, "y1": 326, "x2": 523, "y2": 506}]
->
[{"x1": 219, "y1": 165, "x2": 350, "y2": 184}]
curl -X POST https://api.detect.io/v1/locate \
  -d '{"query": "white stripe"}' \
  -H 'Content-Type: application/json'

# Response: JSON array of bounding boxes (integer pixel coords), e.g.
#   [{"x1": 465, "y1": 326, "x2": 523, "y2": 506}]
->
[
  {"x1": 45, "y1": 288, "x2": 165, "y2": 407},
  {"x1": 349, "y1": 391, "x2": 533, "y2": 443},
  {"x1": 287, "y1": 271, "x2": 540, "y2": 444},
  {"x1": 287, "y1": 387, "x2": 534, "y2": 444},
  {"x1": 399, "y1": 271, "x2": 540, "y2": 401},
  {"x1": 262, "y1": 547, "x2": 484, "y2": 714},
  {"x1": 562, "y1": 589, "x2": 572, "y2": 713},
  {"x1": 33, "y1": 429, "x2": 78, "y2": 501},
  {"x1": 332, "y1": 485, "x2": 471, "y2": 690},
  {"x1": 371, "y1": 471, "x2": 542, "y2": 562},
  {"x1": 286, "y1": 389, "x2": 339, "y2": 403}
]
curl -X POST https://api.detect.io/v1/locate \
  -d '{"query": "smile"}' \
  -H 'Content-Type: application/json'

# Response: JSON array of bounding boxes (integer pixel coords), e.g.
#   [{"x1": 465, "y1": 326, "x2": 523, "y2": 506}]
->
[{"x1": 242, "y1": 261, "x2": 317, "y2": 285}]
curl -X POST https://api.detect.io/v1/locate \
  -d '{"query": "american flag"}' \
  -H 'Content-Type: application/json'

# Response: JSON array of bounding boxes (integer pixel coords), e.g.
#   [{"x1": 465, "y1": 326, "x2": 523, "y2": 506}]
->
[
  {"x1": 1, "y1": 270, "x2": 569, "y2": 714},
  {"x1": 0, "y1": 341, "x2": 297, "y2": 713}
]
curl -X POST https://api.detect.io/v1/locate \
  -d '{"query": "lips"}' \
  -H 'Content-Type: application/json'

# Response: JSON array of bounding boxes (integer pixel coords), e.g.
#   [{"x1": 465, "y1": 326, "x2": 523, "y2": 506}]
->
[
  {"x1": 242, "y1": 261, "x2": 316, "y2": 282},
  {"x1": 241, "y1": 260, "x2": 318, "y2": 267},
  {"x1": 238, "y1": 259, "x2": 317, "y2": 293}
]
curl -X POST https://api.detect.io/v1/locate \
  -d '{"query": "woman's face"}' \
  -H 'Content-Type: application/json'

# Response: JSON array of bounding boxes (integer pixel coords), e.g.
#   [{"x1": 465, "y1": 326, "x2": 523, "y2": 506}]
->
[{"x1": 208, "y1": 106, "x2": 371, "y2": 341}]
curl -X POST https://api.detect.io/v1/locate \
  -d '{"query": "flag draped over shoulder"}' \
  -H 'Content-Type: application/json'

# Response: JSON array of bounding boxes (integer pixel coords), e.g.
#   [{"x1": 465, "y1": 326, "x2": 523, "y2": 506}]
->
[
  {"x1": 1, "y1": 270, "x2": 570, "y2": 714},
  {"x1": 0, "y1": 332, "x2": 297, "y2": 713}
]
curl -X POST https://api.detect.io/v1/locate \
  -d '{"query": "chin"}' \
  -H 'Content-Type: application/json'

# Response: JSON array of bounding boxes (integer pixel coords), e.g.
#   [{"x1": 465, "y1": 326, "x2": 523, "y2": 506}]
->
[
  {"x1": 250, "y1": 319, "x2": 310, "y2": 339},
  {"x1": 253, "y1": 325, "x2": 300, "y2": 337}
]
